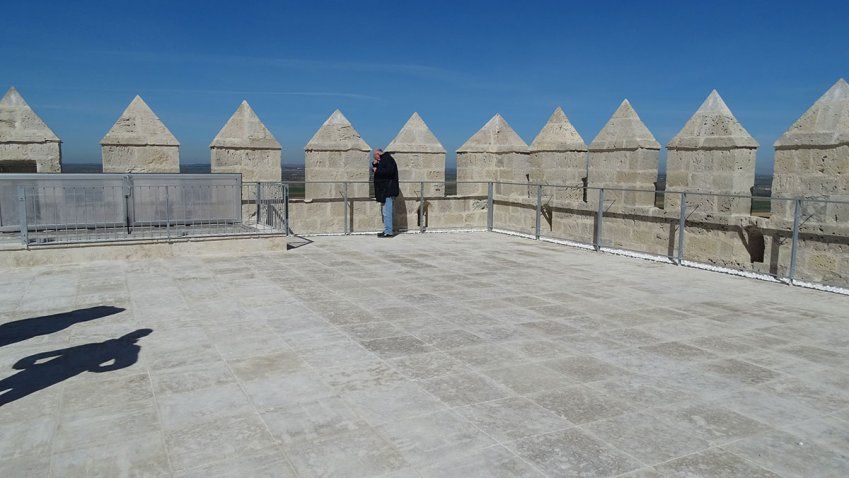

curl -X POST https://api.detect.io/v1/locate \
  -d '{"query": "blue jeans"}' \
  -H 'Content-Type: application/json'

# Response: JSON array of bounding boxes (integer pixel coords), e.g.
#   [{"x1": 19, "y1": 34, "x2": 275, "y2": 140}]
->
[{"x1": 382, "y1": 196, "x2": 394, "y2": 235}]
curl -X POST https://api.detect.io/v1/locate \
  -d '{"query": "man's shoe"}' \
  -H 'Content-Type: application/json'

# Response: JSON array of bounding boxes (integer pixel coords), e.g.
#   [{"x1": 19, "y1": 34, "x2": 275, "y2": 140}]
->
[
  {"x1": 379, "y1": 233, "x2": 394, "y2": 238},
  {"x1": 377, "y1": 232, "x2": 386, "y2": 237}
]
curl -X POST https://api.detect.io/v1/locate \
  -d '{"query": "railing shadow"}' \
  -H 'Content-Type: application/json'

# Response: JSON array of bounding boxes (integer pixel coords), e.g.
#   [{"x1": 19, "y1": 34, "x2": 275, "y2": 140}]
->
[
  {"x1": 0, "y1": 306, "x2": 125, "y2": 348},
  {"x1": 0, "y1": 329, "x2": 152, "y2": 406}
]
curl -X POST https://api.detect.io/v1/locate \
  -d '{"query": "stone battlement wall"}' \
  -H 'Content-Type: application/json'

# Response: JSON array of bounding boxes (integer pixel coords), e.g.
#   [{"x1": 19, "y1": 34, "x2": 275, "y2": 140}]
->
[{"x1": 2, "y1": 81, "x2": 848, "y2": 288}]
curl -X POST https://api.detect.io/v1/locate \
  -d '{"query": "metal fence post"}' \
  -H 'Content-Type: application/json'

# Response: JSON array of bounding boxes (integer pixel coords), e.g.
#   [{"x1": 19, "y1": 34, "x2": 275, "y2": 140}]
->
[
  {"x1": 284, "y1": 184, "x2": 290, "y2": 236},
  {"x1": 594, "y1": 188, "x2": 605, "y2": 251},
  {"x1": 16, "y1": 186, "x2": 28, "y2": 245},
  {"x1": 419, "y1": 181, "x2": 425, "y2": 233},
  {"x1": 256, "y1": 182, "x2": 263, "y2": 226},
  {"x1": 535, "y1": 184, "x2": 542, "y2": 240},
  {"x1": 487, "y1": 182, "x2": 494, "y2": 231},
  {"x1": 676, "y1": 192, "x2": 687, "y2": 265},
  {"x1": 789, "y1": 198, "x2": 801, "y2": 283},
  {"x1": 343, "y1": 182, "x2": 349, "y2": 235},
  {"x1": 164, "y1": 186, "x2": 171, "y2": 240}
]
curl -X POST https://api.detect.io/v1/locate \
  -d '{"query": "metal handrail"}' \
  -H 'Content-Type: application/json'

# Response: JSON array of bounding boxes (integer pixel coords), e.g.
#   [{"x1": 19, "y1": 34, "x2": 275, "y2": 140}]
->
[{"x1": 8, "y1": 177, "x2": 848, "y2": 292}]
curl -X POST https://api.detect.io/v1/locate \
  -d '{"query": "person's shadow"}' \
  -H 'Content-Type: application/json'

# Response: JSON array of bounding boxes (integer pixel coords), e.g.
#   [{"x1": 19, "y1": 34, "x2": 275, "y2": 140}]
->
[
  {"x1": 0, "y1": 306, "x2": 126, "y2": 348},
  {"x1": 0, "y1": 329, "x2": 152, "y2": 406}
]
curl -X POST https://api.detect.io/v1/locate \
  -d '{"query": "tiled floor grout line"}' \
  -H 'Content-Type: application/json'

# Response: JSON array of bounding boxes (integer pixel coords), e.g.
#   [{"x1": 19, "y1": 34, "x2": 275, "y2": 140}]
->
[
  {"x1": 286, "y1": 284, "x2": 552, "y2": 476},
  {"x1": 273, "y1": 243, "x2": 844, "y2": 477},
  {"x1": 206, "y1": 282, "x2": 304, "y2": 478},
  {"x1": 4, "y1": 233, "x2": 849, "y2": 476},
  {"x1": 146, "y1": 368, "x2": 177, "y2": 477}
]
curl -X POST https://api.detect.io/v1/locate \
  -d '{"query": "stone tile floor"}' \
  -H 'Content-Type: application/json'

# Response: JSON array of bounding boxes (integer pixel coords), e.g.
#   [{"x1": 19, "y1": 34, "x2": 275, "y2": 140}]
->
[{"x1": 1, "y1": 232, "x2": 848, "y2": 477}]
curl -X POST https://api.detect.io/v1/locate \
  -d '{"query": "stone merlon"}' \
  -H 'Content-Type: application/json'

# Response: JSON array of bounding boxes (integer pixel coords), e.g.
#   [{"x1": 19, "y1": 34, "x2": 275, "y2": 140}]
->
[
  {"x1": 457, "y1": 114, "x2": 528, "y2": 154},
  {"x1": 774, "y1": 78, "x2": 849, "y2": 149},
  {"x1": 667, "y1": 90, "x2": 758, "y2": 150},
  {"x1": 0, "y1": 87, "x2": 61, "y2": 144},
  {"x1": 385, "y1": 112, "x2": 445, "y2": 154},
  {"x1": 589, "y1": 100, "x2": 660, "y2": 151},
  {"x1": 210, "y1": 100, "x2": 281, "y2": 150},
  {"x1": 100, "y1": 96, "x2": 179, "y2": 147},
  {"x1": 305, "y1": 109, "x2": 370, "y2": 152},
  {"x1": 529, "y1": 107, "x2": 587, "y2": 153}
]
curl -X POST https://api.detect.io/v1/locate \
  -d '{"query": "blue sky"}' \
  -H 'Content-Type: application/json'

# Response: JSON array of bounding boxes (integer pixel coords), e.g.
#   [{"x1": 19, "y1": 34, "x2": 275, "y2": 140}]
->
[{"x1": 3, "y1": 0, "x2": 848, "y2": 173}]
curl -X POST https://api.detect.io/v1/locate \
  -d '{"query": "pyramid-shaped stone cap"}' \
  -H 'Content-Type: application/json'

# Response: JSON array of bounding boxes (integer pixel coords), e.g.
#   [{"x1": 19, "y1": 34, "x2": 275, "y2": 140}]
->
[
  {"x1": 457, "y1": 114, "x2": 528, "y2": 154},
  {"x1": 0, "y1": 87, "x2": 60, "y2": 143},
  {"x1": 210, "y1": 101, "x2": 281, "y2": 150},
  {"x1": 101, "y1": 96, "x2": 179, "y2": 146},
  {"x1": 305, "y1": 109, "x2": 370, "y2": 152},
  {"x1": 529, "y1": 107, "x2": 587, "y2": 152},
  {"x1": 667, "y1": 90, "x2": 758, "y2": 150},
  {"x1": 385, "y1": 112, "x2": 446, "y2": 154},
  {"x1": 589, "y1": 100, "x2": 660, "y2": 151},
  {"x1": 775, "y1": 79, "x2": 849, "y2": 149}
]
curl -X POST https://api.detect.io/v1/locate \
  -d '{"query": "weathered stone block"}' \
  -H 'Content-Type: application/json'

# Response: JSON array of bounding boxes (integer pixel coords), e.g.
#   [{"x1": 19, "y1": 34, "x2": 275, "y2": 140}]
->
[
  {"x1": 0, "y1": 87, "x2": 62, "y2": 172},
  {"x1": 304, "y1": 110, "x2": 371, "y2": 200},
  {"x1": 101, "y1": 145, "x2": 180, "y2": 173},
  {"x1": 101, "y1": 96, "x2": 180, "y2": 173},
  {"x1": 210, "y1": 101, "x2": 282, "y2": 183},
  {"x1": 528, "y1": 107, "x2": 587, "y2": 202},
  {"x1": 385, "y1": 113, "x2": 446, "y2": 197},
  {"x1": 457, "y1": 114, "x2": 529, "y2": 196},
  {"x1": 772, "y1": 80, "x2": 849, "y2": 224},
  {"x1": 588, "y1": 100, "x2": 660, "y2": 207},
  {"x1": 665, "y1": 91, "x2": 758, "y2": 215}
]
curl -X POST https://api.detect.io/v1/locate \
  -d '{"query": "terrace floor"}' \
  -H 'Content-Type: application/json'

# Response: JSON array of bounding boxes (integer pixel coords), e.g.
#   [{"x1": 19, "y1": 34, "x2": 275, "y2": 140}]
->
[{"x1": 1, "y1": 232, "x2": 848, "y2": 477}]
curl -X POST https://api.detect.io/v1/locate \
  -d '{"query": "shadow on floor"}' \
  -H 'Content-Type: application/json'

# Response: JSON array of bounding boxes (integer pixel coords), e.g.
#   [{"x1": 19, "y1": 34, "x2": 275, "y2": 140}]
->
[
  {"x1": 0, "y1": 329, "x2": 152, "y2": 406},
  {"x1": 0, "y1": 306, "x2": 126, "y2": 348},
  {"x1": 287, "y1": 236, "x2": 314, "y2": 250}
]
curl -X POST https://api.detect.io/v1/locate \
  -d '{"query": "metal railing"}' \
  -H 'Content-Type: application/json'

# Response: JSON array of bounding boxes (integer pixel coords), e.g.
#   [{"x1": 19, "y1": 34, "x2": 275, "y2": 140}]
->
[
  {"x1": 3, "y1": 175, "x2": 848, "y2": 292},
  {"x1": 11, "y1": 180, "x2": 289, "y2": 245},
  {"x1": 487, "y1": 182, "x2": 849, "y2": 290}
]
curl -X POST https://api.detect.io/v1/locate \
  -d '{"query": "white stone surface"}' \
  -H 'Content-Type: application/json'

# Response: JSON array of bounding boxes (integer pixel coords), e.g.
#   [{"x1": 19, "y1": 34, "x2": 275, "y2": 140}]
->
[
  {"x1": 457, "y1": 114, "x2": 529, "y2": 196},
  {"x1": 589, "y1": 100, "x2": 660, "y2": 152},
  {"x1": 0, "y1": 87, "x2": 61, "y2": 172},
  {"x1": 775, "y1": 79, "x2": 849, "y2": 148},
  {"x1": 386, "y1": 113, "x2": 446, "y2": 197},
  {"x1": 100, "y1": 96, "x2": 180, "y2": 173},
  {"x1": 666, "y1": 91, "x2": 757, "y2": 214},
  {"x1": 667, "y1": 90, "x2": 758, "y2": 150},
  {"x1": 772, "y1": 79, "x2": 849, "y2": 223},
  {"x1": 588, "y1": 100, "x2": 659, "y2": 207},
  {"x1": 210, "y1": 101, "x2": 281, "y2": 183},
  {"x1": 528, "y1": 107, "x2": 587, "y2": 201},
  {"x1": 304, "y1": 110, "x2": 370, "y2": 199},
  {"x1": 1, "y1": 233, "x2": 848, "y2": 476},
  {"x1": 385, "y1": 112, "x2": 445, "y2": 154},
  {"x1": 305, "y1": 109, "x2": 370, "y2": 153},
  {"x1": 457, "y1": 114, "x2": 528, "y2": 154},
  {"x1": 529, "y1": 107, "x2": 587, "y2": 153}
]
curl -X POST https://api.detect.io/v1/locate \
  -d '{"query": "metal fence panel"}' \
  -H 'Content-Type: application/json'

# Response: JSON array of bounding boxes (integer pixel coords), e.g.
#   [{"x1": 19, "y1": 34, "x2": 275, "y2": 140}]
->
[{"x1": 1, "y1": 173, "x2": 241, "y2": 232}]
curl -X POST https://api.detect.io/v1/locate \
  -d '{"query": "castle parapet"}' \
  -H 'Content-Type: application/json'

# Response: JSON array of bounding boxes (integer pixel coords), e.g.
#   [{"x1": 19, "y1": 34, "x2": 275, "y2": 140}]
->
[
  {"x1": 210, "y1": 101, "x2": 281, "y2": 183},
  {"x1": 456, "y1": 114, "x2": 529, "y2": 196},
  {"x1": 588, "y1": 99, "x2": 659, "y2": 207},
  {"x1": 304, "y1": 110, "x2": 371, "y2": 200},
  {"x1": 0, "y1": 87, "x2": 62, "y2": 173},
  {"x1": 100, "y1": 96, "x2": 180, "y2": 173},
  {"x1": 385, "y1": 112, "x2": 446, "y2": 197},
  {"x1": 529, "y1": 107, "x2": 587, "y2": 202},
  {"x1": 665, "y1": 90, "x2": 758, "y2": 214}
]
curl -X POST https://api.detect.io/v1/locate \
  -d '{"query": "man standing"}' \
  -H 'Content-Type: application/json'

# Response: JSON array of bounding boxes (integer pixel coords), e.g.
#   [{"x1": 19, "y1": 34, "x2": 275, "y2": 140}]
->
[{"x1": 372, "y1": 148, "x2": 399, "y2": 237}]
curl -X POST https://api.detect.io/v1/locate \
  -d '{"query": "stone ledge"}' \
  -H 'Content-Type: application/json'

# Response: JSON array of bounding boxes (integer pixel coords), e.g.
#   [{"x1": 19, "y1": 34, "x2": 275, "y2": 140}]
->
[{"x1": 0, "y1": 234, "x2": 287, "y2": 267}]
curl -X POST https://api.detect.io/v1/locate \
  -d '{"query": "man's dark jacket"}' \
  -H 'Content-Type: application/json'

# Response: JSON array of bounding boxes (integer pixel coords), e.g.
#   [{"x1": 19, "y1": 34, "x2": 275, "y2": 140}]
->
[{"x1": 373, "y1": 152, "x2": 400, "y2": 204}]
